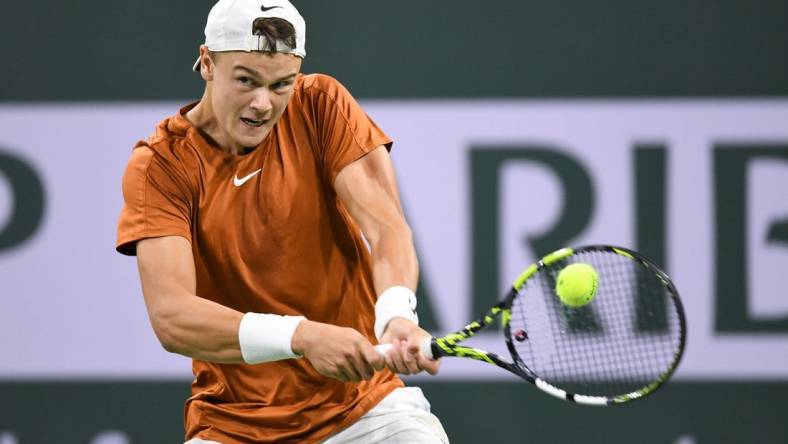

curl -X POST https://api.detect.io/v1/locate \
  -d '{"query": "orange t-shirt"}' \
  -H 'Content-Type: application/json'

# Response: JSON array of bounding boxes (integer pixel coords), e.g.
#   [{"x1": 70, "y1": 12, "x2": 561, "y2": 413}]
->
[{"x1": 116, "y1": 74, "x2": 402, "y2": 443}]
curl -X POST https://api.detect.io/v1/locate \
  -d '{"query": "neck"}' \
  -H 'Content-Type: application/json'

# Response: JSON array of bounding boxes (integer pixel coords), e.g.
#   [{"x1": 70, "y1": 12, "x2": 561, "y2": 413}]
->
[{"x1": 184, "y1": 90, "x2": 245, "y2": 155}]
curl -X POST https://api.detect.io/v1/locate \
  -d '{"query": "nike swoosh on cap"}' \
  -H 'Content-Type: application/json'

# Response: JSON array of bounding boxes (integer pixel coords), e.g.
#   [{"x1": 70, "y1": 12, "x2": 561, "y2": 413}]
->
[
  {"x1": 260, "y1": 4, "x2": 282, "y2": 12},
  {"x1": 233, "y1": 169, "x2": 262, "y2": 187}
]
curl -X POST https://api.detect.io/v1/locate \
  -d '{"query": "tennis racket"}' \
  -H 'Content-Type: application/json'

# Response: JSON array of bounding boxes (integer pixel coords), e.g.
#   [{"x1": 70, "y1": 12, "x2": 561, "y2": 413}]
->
[{"x1": 375, "y1": 245, "x2": 686, "y2": 406}]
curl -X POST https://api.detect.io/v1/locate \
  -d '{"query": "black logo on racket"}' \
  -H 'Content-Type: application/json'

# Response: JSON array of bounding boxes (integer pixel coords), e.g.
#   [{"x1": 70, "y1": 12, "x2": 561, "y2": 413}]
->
[{"x1": 260, "y1": 3, "x2": 282, "y2": 12}]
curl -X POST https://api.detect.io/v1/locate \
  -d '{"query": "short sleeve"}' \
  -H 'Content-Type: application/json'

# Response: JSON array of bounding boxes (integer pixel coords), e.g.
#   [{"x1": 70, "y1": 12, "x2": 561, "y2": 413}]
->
[
  {"x1": 116, "y1": 146, "x2": 193, "y2": 256},
  {"x1": 303, "y1": 75, "x2": 393, "y2": 184}
]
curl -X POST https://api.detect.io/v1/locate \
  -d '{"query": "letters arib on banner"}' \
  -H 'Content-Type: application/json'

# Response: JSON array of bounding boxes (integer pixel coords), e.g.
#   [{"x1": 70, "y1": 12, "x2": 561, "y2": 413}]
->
[{"x1": 1, "y1": 101, "x2": 788, "y2": 379}]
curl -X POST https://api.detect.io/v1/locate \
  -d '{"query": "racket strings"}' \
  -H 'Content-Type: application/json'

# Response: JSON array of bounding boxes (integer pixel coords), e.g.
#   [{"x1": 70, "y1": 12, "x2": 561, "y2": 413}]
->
[{"x1": 510, "y1": 250, "x2": 683, "y2": 398}]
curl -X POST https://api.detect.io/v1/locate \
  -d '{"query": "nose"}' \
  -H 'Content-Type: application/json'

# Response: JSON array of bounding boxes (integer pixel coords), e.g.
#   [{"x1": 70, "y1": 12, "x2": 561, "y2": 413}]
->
[{"x1": 250, "y1": 88, "x2": 272, "y2": 114}]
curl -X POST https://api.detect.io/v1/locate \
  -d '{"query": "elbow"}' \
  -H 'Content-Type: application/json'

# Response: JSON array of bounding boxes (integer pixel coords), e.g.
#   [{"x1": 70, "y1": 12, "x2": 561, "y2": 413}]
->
[
  {"x1": 149, "y1": 307, "x2": 185, "y2": 354},
  {"x1": 157, "y1": 333, "x2": 180, "y2": 354}
]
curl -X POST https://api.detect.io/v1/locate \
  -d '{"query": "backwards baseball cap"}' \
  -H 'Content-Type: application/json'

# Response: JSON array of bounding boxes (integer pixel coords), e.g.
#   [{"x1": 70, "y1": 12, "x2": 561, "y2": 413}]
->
[{"x1": 192, "y1": 0, "x2": 306, "y2": 71}]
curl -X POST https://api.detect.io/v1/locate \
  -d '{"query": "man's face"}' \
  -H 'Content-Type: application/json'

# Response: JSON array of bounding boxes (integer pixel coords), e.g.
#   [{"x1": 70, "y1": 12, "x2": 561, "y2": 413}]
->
[{"x1": 201, "y1": 48, "x2": 302, "y2": 152}]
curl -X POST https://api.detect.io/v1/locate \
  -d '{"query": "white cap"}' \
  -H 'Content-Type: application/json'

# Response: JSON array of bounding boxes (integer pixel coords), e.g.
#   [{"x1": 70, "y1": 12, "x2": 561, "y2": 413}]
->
[{"x1": 193, "y1": 0, "x2": 306, "y2": 71}]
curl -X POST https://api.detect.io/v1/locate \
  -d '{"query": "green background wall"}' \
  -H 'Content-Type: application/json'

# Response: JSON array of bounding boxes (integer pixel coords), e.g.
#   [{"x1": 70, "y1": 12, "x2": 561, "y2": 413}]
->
[
  {"x1": 1, "y1": 381, "x2": 786, "y2": 443},
  {"x1": 2, "y1": 1, "x2": 787, "y2": 101}
]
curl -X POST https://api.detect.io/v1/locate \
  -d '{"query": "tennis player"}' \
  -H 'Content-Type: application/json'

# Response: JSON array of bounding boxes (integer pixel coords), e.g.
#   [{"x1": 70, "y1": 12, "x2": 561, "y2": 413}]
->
[{"x1": 115, "y1": 0, "x2": 448, "y2": 443}]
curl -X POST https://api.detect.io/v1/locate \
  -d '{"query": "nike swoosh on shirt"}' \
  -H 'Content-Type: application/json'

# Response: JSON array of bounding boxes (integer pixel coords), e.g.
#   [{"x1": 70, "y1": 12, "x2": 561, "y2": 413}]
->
[{"x1": 233, "y1": 169, "x2": 262, "y2": 187}]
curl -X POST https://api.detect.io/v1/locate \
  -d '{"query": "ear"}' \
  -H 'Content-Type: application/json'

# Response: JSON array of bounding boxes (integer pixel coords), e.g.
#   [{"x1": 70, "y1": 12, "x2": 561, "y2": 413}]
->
[{"x1": 198, "y1": 45, "x2": 215, "y2": 81}]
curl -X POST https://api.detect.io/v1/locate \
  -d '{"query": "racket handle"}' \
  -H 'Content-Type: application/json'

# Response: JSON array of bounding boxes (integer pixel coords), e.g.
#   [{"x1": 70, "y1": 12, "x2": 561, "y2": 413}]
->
[
  {"x1": 373, "y1": 343, "x2": 393, "y2": 355},
  {"x1": 374, "y1": 338, "x2": 435, "y2": 360}
]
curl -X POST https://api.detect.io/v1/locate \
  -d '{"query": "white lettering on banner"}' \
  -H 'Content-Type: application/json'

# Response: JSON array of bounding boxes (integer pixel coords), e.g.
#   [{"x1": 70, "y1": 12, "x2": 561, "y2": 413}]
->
[
  {"x1": 0, "y1": 101, "x2": 787, "y2": 380},
  {"x1": 748, "y1": 160, "x2": 788, "y2": 318},
  {"x1": 0, "y1": 172, "x2": 11, "y2": 232},
  {"x1": 501, "y1": 162, "x2": 564, "y2": 291}
]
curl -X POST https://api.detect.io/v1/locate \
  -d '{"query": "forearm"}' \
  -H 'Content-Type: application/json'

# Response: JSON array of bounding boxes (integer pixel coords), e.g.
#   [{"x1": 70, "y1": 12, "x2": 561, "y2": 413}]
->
[
  {"x1": 331, "y1": 145, "x2": 420, "y2": 338},
  {"x1": 149, "y1": 291, "x2": 245, "y2": 363},
  {"x1": 368, "y1": 224, "x2": 419, "y2": 294},
  {"x1": 136, "y1": 236, "x2": 302, "y2": 365}
]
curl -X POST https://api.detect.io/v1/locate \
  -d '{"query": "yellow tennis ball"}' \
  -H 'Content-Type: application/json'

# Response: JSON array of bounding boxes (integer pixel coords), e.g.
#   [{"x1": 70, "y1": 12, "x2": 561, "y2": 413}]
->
[{"x1": 555, "y1": 263, "x2": 598, "y2": 307}]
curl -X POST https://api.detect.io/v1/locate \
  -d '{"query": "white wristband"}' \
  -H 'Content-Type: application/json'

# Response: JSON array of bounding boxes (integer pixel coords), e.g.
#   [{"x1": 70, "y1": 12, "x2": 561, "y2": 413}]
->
[
  {"x1": 238, "y1": 312, "x2": 306, "y2": 364},
  {"x1": 374, "y1": 286, "x2": 419, "y2": 340}
]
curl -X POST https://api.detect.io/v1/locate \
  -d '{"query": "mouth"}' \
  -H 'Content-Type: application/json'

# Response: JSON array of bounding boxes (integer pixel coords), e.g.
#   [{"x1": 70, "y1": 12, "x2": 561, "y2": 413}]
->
[{"x1": 240, "y1": 117, "x2": 267, "y2": 128}]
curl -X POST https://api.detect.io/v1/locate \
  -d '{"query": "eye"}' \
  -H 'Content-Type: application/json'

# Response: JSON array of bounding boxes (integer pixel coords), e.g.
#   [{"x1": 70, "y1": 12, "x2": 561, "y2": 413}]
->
[
  {"x1": 237, "y1": 76, "x2": 254, "y2": 86},
  {"x1": 271, "y1": 80, "x2": 293, "y2": 91}
]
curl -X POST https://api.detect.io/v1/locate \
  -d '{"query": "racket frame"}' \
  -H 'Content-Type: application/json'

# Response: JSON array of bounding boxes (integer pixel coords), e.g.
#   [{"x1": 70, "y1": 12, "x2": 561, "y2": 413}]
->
[{"x1": 426, "y1": 245, "x2": 687, "y2": 406}]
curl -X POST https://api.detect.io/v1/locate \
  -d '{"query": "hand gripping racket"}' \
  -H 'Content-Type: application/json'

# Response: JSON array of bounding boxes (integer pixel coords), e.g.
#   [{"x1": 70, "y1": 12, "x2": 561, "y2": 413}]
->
[{"x1": 375, "y1": 245, "x2": 686, "y2": 405}]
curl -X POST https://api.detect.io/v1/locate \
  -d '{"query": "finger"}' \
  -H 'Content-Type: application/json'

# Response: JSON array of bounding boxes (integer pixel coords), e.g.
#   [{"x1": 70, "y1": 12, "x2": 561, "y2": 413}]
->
[
  {"x1": 382, "y1": 347, "x2": 400, "y2": 373},
  {"x1": 397, "y1": 340, "x2": 418, "y2": 375},
  {"x1": 355, "y1": 363, "x2": 373, "y2": 381},
  {"x1": 406, "y1": 338, "x2": 423, "y2": 358},
  {"x1": 382, "y1": 354, "x2": 395, "y2": 373},
  {"x1": 385, "y1": 341, "x2": 403, "y2": 373},
  {"x1": 353, "y1": 344, "x2": 379, "y2": 380},
  {"x1": 363, "y1": 344, "x2": 386, "y2": 372},
  {"x1": 344, "y1": 349, "x2": 368, "y2": 380},
  {"x1": 389, "y1": 340, "x2": 411, "y2": 374},
  {"x1": 353, "y1": 351, "x2": 376, "y2": 380},
  {"x1": 357, "y1": 342, "x2": 383, "y2": 379},
  {"x1": 402, "y1": 345, "x2": 421, "y2": 374},
  {"x1": 404, "y1": 336, "x2": 428, "y2": 374},
  {"x1": 417, "y1": 354, "x2": 441, "y2": 375},
  {"x1": 329, "y1": 367, "x2": 348, "y2": 382},
  {"x1": 340, "y1": 360, "x2": 363, "y2": 382}
]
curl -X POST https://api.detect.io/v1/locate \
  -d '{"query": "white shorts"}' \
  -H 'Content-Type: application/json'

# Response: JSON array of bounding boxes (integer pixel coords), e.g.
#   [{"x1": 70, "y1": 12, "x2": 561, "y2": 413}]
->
[{"x1": 185, "y1": 386, "x2": 449, "y2": 444}]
